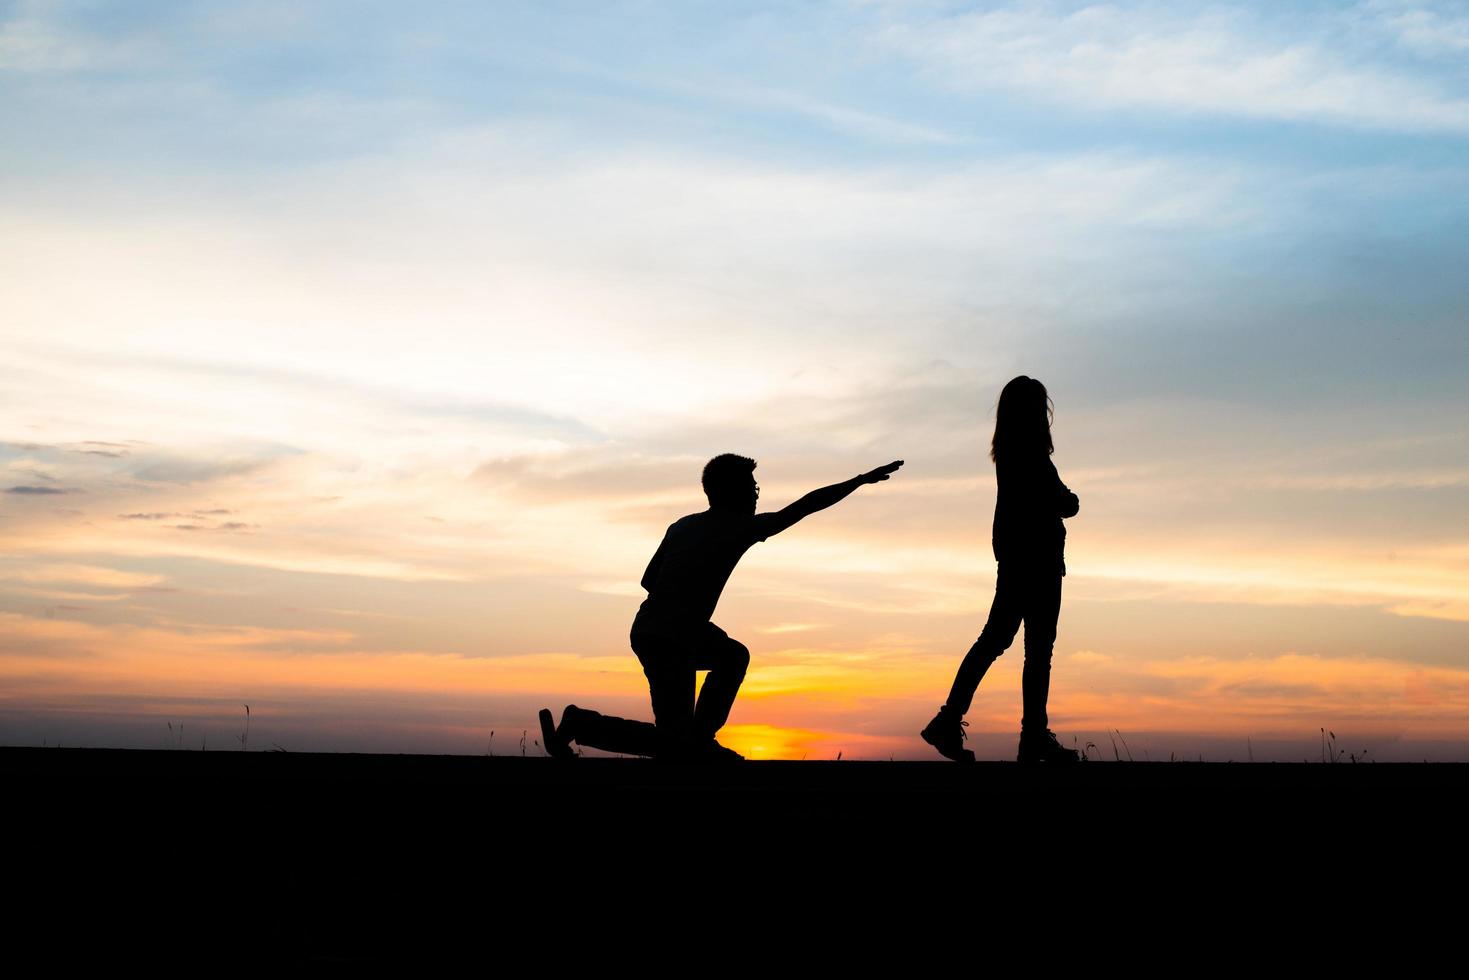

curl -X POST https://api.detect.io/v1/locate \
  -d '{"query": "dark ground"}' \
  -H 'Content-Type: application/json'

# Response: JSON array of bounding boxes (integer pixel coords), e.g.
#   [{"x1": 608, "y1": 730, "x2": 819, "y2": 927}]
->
[{"x1": 7, "y1": 747, "x2": 1462, "y2": 966}]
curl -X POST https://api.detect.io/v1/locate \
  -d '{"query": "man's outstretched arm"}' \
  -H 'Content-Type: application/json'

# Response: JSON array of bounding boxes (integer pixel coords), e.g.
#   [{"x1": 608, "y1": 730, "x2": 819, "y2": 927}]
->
[{"x1": 753, "y1": 460, "x2": 904, "y2": 539}]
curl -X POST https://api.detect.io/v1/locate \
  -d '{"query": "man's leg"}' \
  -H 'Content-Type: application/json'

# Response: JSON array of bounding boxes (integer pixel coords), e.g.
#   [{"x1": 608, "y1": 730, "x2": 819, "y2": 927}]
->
[
  {"x1": 633, "y1": 631, "x2": 699, "y2": 757},
  {"x1": 689, "y1": 623, "x2": 750, "y2": 741},
  {"x1": 555, "y1": 705, "x2": 660, "y2": 757}
]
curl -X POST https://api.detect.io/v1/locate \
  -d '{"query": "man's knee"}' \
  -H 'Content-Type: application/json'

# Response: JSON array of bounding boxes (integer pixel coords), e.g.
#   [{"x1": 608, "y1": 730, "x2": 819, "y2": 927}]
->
[{"x1": 723, "y1": 640, "x2": 750, "y2": 677}]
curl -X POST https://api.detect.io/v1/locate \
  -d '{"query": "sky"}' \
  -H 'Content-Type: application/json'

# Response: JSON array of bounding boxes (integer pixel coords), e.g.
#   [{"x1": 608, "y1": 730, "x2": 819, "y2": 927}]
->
[{"x1": 2, "y1": 0, "x2": 1467, "y2": 761}]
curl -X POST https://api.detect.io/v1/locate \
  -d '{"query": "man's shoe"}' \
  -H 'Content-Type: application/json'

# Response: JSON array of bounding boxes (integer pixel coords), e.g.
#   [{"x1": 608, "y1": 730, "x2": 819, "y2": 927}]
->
[
  {"x1": 538, "y1": 705, "x2": 578, "y2": 760},
  {"x1": 657, "y1": 736, "x2": 745, "y2": 763},
  {"x1": 921, "y1": 705, "x2": 975, "y2": 762},
  {"x1": 1017, "y1": 727, "x2": 1081, "y2": 764},
  {"x1": 700, "y1": 738, "x2": 745, "y2": 763}
]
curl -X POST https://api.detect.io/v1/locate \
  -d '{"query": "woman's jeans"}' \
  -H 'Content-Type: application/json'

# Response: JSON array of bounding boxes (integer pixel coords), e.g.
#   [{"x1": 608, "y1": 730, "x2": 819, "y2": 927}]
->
[{"x1": 946, "y1": 564, "x2": 1063, "y2": 732}]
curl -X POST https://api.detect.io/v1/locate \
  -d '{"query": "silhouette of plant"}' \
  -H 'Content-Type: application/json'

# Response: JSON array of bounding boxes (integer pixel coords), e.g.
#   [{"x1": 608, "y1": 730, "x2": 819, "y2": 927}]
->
[
  {"x1": 1114, "y1": 729, "x2": 1133, "y2": 761},
  {"x1": 1320, "y1": 728, "x2": 1351, "y2": 763},
  {"x1": 238, "y1": 704, "x2": 250, "y2": 752},
  {"x1": 1107, "y1": 730, "x2": 1127, "y2": 761},
  {"x1": 1320, "y1": 728, "x2": 1369, "y2": 764}
]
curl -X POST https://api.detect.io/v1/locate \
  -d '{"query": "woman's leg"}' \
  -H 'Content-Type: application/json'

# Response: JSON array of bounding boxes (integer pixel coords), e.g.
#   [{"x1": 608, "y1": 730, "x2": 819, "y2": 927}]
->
[
  {"x1": 945, "y1": 570, "x2": 1024, "y2": 715},
  {"x1": 1019, "y1": 572, "x2": 1064, "y2": 732}
]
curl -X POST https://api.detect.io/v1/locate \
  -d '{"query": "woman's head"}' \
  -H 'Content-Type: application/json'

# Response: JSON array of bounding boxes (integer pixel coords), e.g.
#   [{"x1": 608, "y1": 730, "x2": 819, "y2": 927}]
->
[{"x1": 991, "y1": 375, "x2": 1054, "y2": 462}]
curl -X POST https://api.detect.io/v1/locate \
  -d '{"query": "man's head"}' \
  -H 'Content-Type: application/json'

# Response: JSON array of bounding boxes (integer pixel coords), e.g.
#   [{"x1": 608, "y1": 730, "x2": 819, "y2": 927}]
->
[{"x1": 702, "y1": 454, "x2": 758, "y2": 514}]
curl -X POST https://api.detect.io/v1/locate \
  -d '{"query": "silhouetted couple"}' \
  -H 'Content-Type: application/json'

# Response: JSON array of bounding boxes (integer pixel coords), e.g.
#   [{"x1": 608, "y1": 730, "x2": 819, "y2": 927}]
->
[{"x1": 539, "y1": 375, "x2": 1080, "y2": 763}]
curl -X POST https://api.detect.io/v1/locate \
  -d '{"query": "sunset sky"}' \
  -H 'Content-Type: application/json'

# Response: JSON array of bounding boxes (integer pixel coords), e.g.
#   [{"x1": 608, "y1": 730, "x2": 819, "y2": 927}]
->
[{"x1": 4, "y1": 0, "x2": 1467, "y2": 760}]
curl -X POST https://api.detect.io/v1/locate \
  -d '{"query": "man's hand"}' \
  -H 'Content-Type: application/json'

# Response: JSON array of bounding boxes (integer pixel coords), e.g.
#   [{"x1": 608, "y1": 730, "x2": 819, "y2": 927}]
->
[{"x1": 860, "y1": 460, "x2": 904, "y2": 484}]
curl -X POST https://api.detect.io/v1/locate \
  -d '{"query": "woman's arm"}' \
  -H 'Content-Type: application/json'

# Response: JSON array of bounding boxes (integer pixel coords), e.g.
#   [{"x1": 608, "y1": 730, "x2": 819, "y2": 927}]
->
[
  {"x1": 1057, "y1": 486, "x2": 1080, "y2": 518},
  {"x1": 1050, "y1": 461, "x2": 1079, "y2": 517}
]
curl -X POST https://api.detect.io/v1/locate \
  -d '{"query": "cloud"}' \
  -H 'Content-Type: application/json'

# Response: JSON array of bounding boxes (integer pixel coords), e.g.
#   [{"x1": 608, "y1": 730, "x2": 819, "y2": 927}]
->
[
  {"x1": 130, "y1": 453, "x2": 289, "y2": 485},
  {"x1": 874, "y1": 2, "x2": 1469, "y2": 133},
  {"x1": 7, "y1": 485, "x2": 69, "y2": 495},
  {"x1": 472, "y1": 449, "x2": 699, "y2": 504},
  {"x1": 1375, "y1": 3, "x2": 1469, "y2": 57},
  {"x1": 167, "y1": 522, "x2": 258, "y2": 533},
  {"x1": 14, "y1": 587, "x2": 131, "y2": 602},
  {"x1": 633, "y1": 69, "x2": 962, "y2": 146},
  {"x1": 756, "y1": 623, "x2": 826, "y2": 635},
  {"x1": 1217, "y1": 679, "x2": 1329, "y2": 699},
  {"x1": 1384, "y1": 599, "x2": 1469, "y2": 623},
  {"x1": 11, "y1": 564, "x2": 165, "y2": 588},
  {"x1": 8, "y1": 428, "x2": 300, "y2": 498},
  {"x1": 0, "y1": 6, "x2": 162, "y2": 74}
]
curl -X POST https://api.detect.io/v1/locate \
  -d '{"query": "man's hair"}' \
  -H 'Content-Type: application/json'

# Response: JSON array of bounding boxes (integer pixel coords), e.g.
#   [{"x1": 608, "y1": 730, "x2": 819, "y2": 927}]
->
[{"x1": 702, "y1": 453, "x2": 757, "y2": 508}]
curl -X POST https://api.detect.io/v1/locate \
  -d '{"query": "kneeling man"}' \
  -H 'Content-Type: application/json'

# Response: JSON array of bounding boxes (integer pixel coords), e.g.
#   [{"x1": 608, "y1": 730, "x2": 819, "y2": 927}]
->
[{"x1": 540, "y1": 453, "x2": 902, "y2": 761}]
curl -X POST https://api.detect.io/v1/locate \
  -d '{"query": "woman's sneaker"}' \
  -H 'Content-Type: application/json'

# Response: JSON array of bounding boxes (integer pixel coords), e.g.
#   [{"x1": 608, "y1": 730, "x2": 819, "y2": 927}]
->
[
  {"x1": 921, "y1": 706, "x2": 975, "y2": 762},
  {"x1": 1016, "y1": 727, "x2": 1081, "y2": 764}
]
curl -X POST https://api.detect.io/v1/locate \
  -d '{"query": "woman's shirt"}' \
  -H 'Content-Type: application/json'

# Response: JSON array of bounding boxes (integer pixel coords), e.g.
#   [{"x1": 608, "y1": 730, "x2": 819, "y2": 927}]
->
[{"x1": 992, "y1": 452, "x2": 1079, "y2": 575}]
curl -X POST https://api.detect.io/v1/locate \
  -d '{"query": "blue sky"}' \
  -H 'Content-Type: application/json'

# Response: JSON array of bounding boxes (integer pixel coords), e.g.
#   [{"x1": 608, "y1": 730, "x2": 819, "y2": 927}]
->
[
  {"x1": 11, "y1": 0, "x2": 1465, "y2": 399},
  {"x1": 2, "y1": 1, "x2": 1468, "y2": 758}
]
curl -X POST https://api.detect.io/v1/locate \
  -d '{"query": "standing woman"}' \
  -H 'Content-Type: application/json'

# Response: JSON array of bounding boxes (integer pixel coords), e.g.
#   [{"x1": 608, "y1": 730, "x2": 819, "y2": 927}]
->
[{"x1": 922, "y1": 376, "x2": 1082, "y2": 763}]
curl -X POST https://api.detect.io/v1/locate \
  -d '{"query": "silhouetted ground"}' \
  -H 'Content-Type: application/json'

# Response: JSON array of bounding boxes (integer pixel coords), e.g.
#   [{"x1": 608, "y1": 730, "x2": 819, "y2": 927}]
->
[{"x1": 8, "y1": 747, "x2": 1461, "y2": 965}]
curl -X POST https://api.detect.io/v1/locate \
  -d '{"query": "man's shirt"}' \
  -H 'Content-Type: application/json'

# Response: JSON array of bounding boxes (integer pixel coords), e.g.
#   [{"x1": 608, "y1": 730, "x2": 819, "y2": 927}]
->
[{"x1": 632, "y1": 509, "x2": 779, "y2": 635}]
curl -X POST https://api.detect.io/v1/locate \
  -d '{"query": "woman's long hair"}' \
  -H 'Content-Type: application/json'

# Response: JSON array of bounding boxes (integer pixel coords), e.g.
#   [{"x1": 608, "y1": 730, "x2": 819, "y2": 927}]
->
[{"x1": 990, "y1": 375, "x2": 1054, "y2": 463}]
